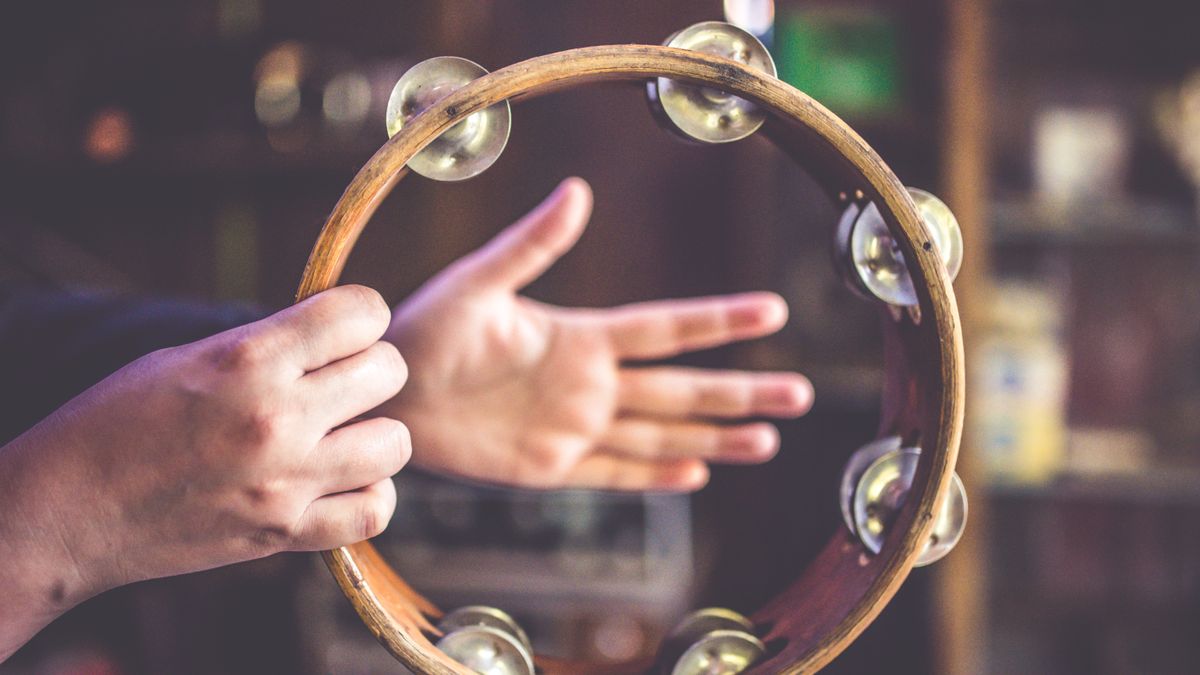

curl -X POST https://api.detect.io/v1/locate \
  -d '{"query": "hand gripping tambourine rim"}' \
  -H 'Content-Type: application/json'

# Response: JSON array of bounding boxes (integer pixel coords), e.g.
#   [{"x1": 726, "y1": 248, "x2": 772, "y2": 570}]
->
[{"x1": 294, "y1": 43, "x2": 965, "y2": 675}]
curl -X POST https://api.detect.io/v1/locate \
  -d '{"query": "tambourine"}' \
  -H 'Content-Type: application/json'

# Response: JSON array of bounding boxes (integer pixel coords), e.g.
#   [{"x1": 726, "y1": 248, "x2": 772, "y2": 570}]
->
[{"x1": 296, "y1": 20, "x2": 966, "y2": 675}]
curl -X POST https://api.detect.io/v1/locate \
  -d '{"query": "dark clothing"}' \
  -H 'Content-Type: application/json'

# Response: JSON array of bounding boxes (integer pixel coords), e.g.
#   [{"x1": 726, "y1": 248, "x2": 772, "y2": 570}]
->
[{"x1": 0, "y1": 286, "x2": 260, "y2": 444}]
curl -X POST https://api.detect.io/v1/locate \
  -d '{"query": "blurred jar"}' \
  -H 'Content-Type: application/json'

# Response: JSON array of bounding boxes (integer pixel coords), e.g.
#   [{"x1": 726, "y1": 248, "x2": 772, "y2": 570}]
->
[{"x1": 974, "y1": 281, "x2": 1070, "y2": 484}]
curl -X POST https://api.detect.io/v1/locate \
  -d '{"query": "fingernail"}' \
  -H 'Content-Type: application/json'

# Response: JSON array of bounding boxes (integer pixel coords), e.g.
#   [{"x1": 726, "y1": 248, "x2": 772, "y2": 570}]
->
[
  {"x1": 683, "y1": 462, "x2": 711, "y2": 489},
  {"x1": 780, "y1": 376, "x2": 815, "y2": 414},
  {"x1": 731, "y1": 294, "x2": 788, "y2": 329}
]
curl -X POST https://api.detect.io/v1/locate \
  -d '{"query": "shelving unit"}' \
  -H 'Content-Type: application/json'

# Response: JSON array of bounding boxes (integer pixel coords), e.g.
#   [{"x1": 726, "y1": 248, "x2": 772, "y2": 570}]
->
[{"x1": 945, "y1": 1, "x2": 1200, "y2": 673}]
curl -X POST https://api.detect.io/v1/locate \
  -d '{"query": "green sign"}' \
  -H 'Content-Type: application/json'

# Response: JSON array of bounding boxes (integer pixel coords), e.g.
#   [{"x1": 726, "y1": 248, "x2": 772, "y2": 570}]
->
[{"x1": 775, "y1": 7, "x2": 903, "y2": 119}]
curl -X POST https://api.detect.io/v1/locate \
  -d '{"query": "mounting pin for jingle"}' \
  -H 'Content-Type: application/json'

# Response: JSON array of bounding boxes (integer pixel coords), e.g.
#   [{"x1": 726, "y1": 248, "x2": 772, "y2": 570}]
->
[
  {"x1": 385, "y1": 56, "x2": 511, "y2": 181},
  {"x1": 646, "y1": 21, "x2": 776, "y2": 144}
]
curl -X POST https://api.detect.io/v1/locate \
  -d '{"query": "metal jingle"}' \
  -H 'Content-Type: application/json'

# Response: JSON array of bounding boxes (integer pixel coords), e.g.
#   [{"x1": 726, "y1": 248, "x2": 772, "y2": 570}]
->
[
  {"x1": 852, "y1": 448, "x2": 919, "y2": 554},
  {"x1": 849, "y1": 200, "x2": 916, "y2": 307},
  {"x1": 914, "y1": 471, "x2": 968, "y2": 567},
  {"x1": 838, "y1": 436, "x2": 904, "y2": 536},
  {"x1": 665, "y1": 608, "x2": 755, "y2": 649},
  {"x1": 671, "y1": 629, "x2": 766, "y2": 675},
  {"x1": 832, "y1": 199, "x2": 874, "y2": 301},
  {"x1": 436, "y1": 625, "x2": 535, "y2": 675},
  {"x1": 659, "y1": 608, "x2": 755, "y2": 670},
  {"x1": 438, "y1": 605, "x2": 533, "y2": 657},
  {"x1": 385, "y1": 56, "x2": 511, "y2": 181},
  {"x1": 646, "y1": 21, "x2": 777, "y2": 144},
  {"x1": 851, "y1": 449, "x2": 969, "y2": 565},
  {"x1": 908, "y1": 189, "x2": 963, "y2": 282},
  {"x1": 848, "y1": 188, "x2": 964, "y2": 307}
]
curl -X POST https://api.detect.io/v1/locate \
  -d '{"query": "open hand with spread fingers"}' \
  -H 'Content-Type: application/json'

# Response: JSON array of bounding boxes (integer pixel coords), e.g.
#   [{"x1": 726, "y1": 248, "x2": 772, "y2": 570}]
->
[{"x1": 383, "y1": 177, "x2": 813, "y2": 491}]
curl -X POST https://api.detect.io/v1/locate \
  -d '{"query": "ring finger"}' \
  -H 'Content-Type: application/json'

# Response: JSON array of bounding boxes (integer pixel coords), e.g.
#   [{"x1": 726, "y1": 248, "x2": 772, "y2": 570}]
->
[{"x1": 599, "y1": 418, "x2": 780, "y2": 463}]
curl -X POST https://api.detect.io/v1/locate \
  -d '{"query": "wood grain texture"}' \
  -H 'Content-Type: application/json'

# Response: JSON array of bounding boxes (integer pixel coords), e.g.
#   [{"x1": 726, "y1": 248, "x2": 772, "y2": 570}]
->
[{"x1": 295, "y1": 44, "x2": 964, "y2": 674}]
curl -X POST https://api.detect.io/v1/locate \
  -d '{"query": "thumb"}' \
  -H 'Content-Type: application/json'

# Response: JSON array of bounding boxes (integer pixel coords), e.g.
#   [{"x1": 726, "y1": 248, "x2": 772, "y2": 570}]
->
[{"x1": 457, "y1": 177, "x2": 593, "y2": 290}]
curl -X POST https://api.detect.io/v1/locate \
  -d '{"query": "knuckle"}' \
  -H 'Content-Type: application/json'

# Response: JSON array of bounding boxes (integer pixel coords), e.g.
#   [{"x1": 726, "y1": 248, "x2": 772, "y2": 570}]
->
[
  {"x1": 525, "y1": 440, "x2": 576, "y2": 483},
  {"x1": 238, "y1": 406, "x2": 285, "y2": 447},
  {"x1": 214, "y1": 333, "x2": 274, "y2": 373},
  {"x1": 698, "y1": 381, "x2": 739, "y2": 415},
  {"x1": 245, "y1": 482, "x2": 304, "y2": 536}
]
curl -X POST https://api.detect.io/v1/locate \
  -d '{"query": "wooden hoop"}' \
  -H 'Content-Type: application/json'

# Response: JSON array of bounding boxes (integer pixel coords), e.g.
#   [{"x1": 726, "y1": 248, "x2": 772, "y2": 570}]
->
[{"x1": 296, "y1": 44, "x2": 965, "y2": 674}]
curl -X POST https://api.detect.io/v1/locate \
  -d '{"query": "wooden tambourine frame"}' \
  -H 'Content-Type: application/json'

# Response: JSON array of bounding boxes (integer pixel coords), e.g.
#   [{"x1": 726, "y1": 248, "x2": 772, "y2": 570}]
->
[{"x1": 295, "y1": 45, "x2": 964, "y2": 674}]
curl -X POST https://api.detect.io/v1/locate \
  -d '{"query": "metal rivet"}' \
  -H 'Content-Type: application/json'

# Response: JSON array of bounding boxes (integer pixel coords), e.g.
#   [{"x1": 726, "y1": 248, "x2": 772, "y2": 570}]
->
[
  {"x1": 646, "y1": 21, "x2": 776, "y2": 144},
  {"x1": 385, "y1": 56, "x2": 511, "y2": 181}
]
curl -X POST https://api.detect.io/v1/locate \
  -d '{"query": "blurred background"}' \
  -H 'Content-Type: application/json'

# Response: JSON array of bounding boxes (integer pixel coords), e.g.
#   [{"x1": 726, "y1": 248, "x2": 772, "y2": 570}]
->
[{"x1": 2, "y1": 0, "x2": 1199, "y2": 673}]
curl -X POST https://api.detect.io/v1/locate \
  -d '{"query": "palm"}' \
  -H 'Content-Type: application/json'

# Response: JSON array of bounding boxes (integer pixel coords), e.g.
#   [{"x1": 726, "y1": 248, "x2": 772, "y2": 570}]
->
[{"x1": 382, "y1": 179, "x2": 812, "y2": 491}]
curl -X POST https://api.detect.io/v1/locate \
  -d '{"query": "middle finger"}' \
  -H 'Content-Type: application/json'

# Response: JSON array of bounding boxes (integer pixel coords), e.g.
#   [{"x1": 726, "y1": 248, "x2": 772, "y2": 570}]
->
[{"x1": 618, "y1": 367, "x2": 813, "y2": 419}]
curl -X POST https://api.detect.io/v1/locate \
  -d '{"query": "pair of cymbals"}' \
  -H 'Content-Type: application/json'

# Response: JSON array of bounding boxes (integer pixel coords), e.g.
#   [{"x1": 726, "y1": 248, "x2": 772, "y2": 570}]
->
[
  {"x1": 839, "y1": 437, "x2": 967, "y2": 566},
  {"x1": 434, "y1": 606, "x2": 534, "y2": 675}
]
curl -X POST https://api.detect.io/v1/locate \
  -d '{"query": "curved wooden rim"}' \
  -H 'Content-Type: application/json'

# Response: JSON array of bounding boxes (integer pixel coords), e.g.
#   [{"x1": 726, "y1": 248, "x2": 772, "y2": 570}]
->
[{"x1": 296, "y1": 44, "x2": 964, "y2": 674}]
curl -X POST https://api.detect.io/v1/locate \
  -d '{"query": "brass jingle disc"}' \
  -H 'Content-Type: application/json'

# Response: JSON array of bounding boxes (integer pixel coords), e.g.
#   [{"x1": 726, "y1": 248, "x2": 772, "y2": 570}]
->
[
  {"x1": 851, "y1": 449, "x2": 968, "y2": 567},
  {"x1": 647, "y1": 21, "x2": 776, "y2": 143},
  {"x1": 838, "y1": 436, "x2": 904, "y2": 536},
  {"x1": 671, "y1": 629, "x2": 766, "y2": 675},
  {"x1": 438, "y1": 606, "x2": 533, "y2": 657},
  {"x1": 849, "y1": 200, "x2": 915, "y2": 307},
  {"x1": 908, "y1": 189, "x2": 963, "y2": 282},
  {"x1": 852, "y1": 448, "x2": 920, "y2": 555},
  {"x1": 663, "y1": 608, "x2": 754, "y2": 650},
  {"x1": 832, "y1": 199, "x2": 874, "y2": 301},
  {"x1": 914, "y1": 471, "x2": 968, "y2": 567},
  {"x1": 435, "y1": 625, "x2": 535, "y2": 675},
  {"x1": 668, "y1": 608, "x2": 754, "y2": 638},
  {"x1": 849, "y1": 188, "x2": 963, "y2": 307},
  {"x1": 385, "y1": 56, "x2": 511, "y2": 181}
]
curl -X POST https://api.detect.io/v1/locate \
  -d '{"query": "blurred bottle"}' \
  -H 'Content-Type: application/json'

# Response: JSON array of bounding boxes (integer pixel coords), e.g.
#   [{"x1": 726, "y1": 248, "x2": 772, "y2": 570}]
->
[{"x1": 974, "y1": 281, "x2": 1070, "y2": 484}]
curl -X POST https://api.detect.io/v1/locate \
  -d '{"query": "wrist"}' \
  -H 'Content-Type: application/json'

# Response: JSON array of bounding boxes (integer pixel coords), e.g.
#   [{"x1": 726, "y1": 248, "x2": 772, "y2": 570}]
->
[{"x1": 0, "y1": 420, "x2": 109, "y2": 657}]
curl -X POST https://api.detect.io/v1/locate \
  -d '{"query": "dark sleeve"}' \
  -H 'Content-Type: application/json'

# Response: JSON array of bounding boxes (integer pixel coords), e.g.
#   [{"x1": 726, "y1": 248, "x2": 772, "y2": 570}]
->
[{"x1": 0, "y1": 286, "x2": 267, "y2": 444}]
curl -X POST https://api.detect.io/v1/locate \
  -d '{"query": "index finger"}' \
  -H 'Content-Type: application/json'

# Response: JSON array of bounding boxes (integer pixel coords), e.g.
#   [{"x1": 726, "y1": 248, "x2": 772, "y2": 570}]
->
[
  {"x1": 604, "y1": 292, "x2": 788, "y2": 360},
  {"x1": 257, "y1": 285, "x2": 393, "y2": 374}
]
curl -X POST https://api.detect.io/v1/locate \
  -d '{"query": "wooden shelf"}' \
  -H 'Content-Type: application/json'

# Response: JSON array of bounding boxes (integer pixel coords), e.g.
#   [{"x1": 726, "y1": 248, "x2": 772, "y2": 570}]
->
[
  {"x1": 990, "y1": 197, "x2": 1199, "y2": 248},
  {"x1": 986, "y1": 466, "x2": 1200, "y2": 505}
]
